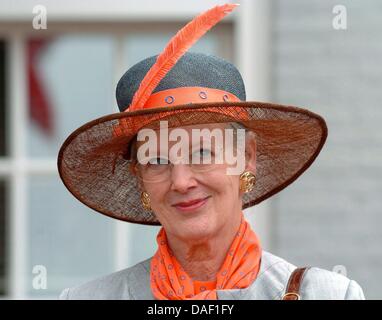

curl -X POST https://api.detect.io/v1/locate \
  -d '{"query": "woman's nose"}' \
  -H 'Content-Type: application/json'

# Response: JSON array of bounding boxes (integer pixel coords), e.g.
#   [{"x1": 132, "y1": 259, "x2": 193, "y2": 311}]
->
[{"x1": 169, "y1": 164, "x2": 197, "y2": 193}]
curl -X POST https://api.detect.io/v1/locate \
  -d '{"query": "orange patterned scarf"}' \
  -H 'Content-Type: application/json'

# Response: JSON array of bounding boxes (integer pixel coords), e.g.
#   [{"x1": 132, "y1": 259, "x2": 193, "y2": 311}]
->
[{"x1": 150, "y1": 212, "x2": 262, "y2": 300}]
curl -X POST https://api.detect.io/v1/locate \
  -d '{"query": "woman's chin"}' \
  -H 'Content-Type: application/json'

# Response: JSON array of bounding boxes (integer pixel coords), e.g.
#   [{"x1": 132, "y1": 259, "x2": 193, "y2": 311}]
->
[{"x1": 175, "y1": 220, "x2": 218, "y2": 241}]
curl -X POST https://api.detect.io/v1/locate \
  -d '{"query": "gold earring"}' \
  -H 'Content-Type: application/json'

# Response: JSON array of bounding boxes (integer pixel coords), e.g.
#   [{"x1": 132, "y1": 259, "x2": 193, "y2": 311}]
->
[
  {"x1": 141, "y1": 191, "x2": 152, "y2": 211},
  {"x1": 239, "y1": 171, "x2": 256, "y2": 193}
]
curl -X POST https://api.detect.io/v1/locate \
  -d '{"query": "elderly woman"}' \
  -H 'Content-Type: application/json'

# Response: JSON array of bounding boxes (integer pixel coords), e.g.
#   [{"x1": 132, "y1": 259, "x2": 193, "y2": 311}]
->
[{"x1": 58, "y1": 4, "x2": 365, "y2": 300}]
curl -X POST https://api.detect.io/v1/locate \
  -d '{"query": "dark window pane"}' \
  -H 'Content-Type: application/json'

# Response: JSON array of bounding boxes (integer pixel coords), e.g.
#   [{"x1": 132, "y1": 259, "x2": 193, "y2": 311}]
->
[
  {"x1": 0, "y1": 40, "x2": 6, "y2": 156},
  {"x1": 0, "y1": 179, "x2": 7, "y2": 295}
]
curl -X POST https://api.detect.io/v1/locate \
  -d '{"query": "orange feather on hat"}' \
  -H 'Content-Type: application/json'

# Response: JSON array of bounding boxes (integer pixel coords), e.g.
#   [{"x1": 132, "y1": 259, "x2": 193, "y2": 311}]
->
[{"x1": 128, "y1": 3, "x2": 239, "y2": 112}]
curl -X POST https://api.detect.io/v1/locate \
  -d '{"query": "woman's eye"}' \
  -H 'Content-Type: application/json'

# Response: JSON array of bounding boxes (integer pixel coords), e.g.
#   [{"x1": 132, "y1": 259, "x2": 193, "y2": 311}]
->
[
  {"x1": 195, "y1": 148, "x2": 212, "y2": 157},
  {"x1": 148, "y1": 157, "x2": 168, "y2": 165}
]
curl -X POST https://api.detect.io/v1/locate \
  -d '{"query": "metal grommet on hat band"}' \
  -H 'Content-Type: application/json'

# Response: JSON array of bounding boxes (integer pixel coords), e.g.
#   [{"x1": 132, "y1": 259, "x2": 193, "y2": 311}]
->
[
  {"x1": 199, "y1": 91, "x2": 207, "y2": 99},
  {"x1": 164, "y1": 96, "x2": 175, "y2": 104}
]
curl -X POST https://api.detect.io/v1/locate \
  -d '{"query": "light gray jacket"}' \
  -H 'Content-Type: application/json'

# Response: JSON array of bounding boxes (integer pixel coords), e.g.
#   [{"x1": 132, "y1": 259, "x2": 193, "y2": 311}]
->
[{"x1": 59, "y1": 251, "x2": 365, "y2": 300}]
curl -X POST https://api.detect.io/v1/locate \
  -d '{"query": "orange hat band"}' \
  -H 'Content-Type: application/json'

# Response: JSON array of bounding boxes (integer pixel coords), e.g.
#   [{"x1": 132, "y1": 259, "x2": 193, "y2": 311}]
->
[
  {"x1": 113, "y1": 88, "x2": 248, "y2": 139},
  {"x1": 128, "y1": 87, "x2": 241, "y2": 111}
]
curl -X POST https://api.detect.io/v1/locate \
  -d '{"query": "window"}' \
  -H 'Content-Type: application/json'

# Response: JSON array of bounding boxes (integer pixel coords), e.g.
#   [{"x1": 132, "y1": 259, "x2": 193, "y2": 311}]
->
[
  {"x1": 0, "y1": 22, "x2": 232, "y2": 298},
  {"x1": 26, "y1": 35, "x2": 117, "y2": 297}
]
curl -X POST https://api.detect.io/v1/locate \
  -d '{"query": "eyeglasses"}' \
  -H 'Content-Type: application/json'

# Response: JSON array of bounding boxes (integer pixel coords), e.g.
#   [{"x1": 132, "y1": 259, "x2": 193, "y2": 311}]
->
[{"x1": 134, "y1": 146, "x2": 231, "y2": 183}]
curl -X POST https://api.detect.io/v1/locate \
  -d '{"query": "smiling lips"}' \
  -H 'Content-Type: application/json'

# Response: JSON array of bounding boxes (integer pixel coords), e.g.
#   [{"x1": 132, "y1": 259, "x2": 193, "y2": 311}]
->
[{"x1": 172, "y1": 196, "x2": 210, "y2": 212}]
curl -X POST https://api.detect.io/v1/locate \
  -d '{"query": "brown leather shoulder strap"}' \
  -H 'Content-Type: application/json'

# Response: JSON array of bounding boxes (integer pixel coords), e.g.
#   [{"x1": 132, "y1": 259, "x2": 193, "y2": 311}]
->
[{"x1": 282, "y1": 267, "x2": 311, "y2": 300}]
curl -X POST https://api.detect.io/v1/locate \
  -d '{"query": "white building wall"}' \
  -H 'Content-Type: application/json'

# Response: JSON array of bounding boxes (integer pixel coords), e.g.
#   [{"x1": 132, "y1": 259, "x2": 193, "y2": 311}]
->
[{"x1": 272, "y1": 0, "x2": 381, "y2": 299}]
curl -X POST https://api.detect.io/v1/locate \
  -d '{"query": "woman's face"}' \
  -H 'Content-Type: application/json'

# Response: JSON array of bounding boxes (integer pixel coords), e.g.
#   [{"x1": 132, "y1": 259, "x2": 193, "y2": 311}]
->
[{"x1": 135, "y1": 122, "x2": 257, "y2": 242}]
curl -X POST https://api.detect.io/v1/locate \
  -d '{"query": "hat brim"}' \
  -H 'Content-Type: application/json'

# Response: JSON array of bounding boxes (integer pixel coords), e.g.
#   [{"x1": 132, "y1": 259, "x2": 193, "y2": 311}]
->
[{"x1": 57, "y1": 101, "x2": 327, "y2": 225}]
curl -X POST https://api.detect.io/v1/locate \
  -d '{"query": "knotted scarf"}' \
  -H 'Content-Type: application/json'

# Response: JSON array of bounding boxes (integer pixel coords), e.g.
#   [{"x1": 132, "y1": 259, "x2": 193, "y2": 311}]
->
[{"x1": 150, "y1": 212, "x2": 262, "y2": 300}]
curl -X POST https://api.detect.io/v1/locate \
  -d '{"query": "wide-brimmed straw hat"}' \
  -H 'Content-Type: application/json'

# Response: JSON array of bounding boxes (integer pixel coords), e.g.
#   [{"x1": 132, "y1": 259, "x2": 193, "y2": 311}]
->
[{"x1": 57, "y1": 4, "x2": 328, "y2": 225}]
